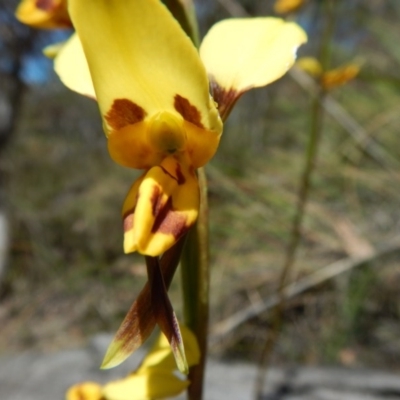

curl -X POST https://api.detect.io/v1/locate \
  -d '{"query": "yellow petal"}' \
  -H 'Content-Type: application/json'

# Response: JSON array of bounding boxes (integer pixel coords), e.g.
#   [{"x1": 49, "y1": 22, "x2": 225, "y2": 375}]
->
[
  {"x1": 122, "y1": 156, "x2": 199, "y2": 256},
  {"x1": 16, "y1": 0, "x2": 71, "y2": 29},
  {"x1": 53, "y1": 34, "x2": 95, "y2": 99},
  {"x1": 68, "y1": 0, "x2": 221, "y2": 137},
  {"x1": 200, "y1": 18, "x2": 307, "y2": 117},
  {"x1": 66, "y1": 382, "x2": 102, "y2": 400},
  {"x1": 102, "y1": 370, "x2": 189, "y2": 400}
]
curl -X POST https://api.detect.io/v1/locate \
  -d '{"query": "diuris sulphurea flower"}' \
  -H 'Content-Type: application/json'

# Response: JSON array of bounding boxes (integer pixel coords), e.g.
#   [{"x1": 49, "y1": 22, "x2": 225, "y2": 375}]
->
[
  {"x1": 37, "y1": 0, "x2": 307, "y2": 372},
  {"x1": 55, "y1": 0, "x2": 307, "y2": 258}
]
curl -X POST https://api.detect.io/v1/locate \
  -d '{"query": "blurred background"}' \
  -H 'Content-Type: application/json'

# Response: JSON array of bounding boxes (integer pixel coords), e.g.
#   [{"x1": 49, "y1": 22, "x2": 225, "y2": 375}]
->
[{"x1": 0, "y1": 0, "x2": 400, "y2": 373}]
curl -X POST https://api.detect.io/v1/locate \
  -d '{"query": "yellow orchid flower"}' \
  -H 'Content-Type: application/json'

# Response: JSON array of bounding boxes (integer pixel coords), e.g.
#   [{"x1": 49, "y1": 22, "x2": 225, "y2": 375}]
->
[
  {"x1": 15, "y1": 0, "x2": 71, "y2": 29},
  {"x1": 56, "y1": 0, "x2": 307, "y2": 258},
  {"x1": 67, "y1": 0, "x2": 222, "y2": 257},
  {"x1": 66, "y1": 325, "x2": 200, "y2": 400},
  {"x1": 296, "y1": 57, "x2": 361, "y2": 90},
  {"x1": 54, "y1": 0, "x2": 306, "y2": 371}
]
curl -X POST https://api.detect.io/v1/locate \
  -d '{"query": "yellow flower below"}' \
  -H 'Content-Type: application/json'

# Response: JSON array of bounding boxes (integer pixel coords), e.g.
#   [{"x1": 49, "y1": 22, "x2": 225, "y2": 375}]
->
[{"x1": 66, "y1": 325, "x2": 199, "y2": 400}]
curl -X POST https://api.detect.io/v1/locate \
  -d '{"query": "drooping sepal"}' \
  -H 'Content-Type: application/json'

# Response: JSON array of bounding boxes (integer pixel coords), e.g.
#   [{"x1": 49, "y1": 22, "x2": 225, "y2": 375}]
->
[
  {"x1": 145, "y1": 256, "x2": 188, "y2": 374},
  {"x1": 101, "y1": 238, "x2": 185, "y2": 369}
]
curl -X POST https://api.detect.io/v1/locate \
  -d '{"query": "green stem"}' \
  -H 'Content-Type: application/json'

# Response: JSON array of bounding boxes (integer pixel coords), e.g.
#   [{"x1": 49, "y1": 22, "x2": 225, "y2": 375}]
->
[
  {"x1": 254, "y1": 1, "x2": 337, "y2": 398},
  {"x1": 161, "y1": 4, "x2": 208, "y2": 398},
  {"x1": 181, "y1": 167, "x2": 209, "y2": 400}
]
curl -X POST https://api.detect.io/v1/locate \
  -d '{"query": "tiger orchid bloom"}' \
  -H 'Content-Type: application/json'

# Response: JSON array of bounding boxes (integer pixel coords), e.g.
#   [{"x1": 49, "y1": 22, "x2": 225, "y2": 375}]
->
[
  {"x1": 56, "y1": 0, "x2": 307, "y2": 258},
  {"x1": 54, "y1": 0, "x2": 307, "y2": 372},
  {"x1": 15, "y1": 0, "x2": 71, "y2": 29}
]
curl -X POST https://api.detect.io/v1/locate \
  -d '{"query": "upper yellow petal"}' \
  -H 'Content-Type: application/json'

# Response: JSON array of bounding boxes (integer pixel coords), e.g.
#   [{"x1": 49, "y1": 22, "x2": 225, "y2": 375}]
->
[
  {"x1": 68, "y1": 0, "x2": 221, "y2": 136},
  {"x1": 200, "y1": 18, "x2": 307, "y2": 92},
  {"x1": 54, "y1": 33, "x2": 96, "y2": 99}
]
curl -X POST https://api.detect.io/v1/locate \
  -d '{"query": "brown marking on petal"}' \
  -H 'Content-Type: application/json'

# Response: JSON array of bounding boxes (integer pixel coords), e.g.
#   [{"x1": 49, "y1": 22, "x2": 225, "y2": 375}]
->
[
  {"x1": 175, "y1": 163, "x2": 186, "y2": 185},
  {"x1": 152, "y1": 198, "x2": 190, "y2": 239},
  {"x1": 35, "y1": 0, "x2": 56, "y2": 11},
  {"x1": 105, "y1": 99, "x2": 147, "y2": 130},
  {"x1": 174, "y1": 94, "x2": 204, "y2": 129},
  {"x1": 123, "y1": 211, "x2": 134, "y2": 232},
  {"x1": 150, "y1": 185, "x2": 164, "y2": 217},
  {"x1": 159, "y1": 164, "x2": 185, "y2": 185},
  {"x1": 159, "y1": 166, "x2": 177, "y2": 182},
  {"x1": 209, "y1": 77, "x2": 244, "y2": 122}
]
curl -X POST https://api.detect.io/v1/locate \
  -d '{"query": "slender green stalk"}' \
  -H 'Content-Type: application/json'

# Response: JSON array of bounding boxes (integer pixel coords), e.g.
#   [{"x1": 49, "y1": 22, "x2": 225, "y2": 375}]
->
[
  {"x1": 181, "y1": 167, "x2": 209, "y2": 400},
  {"x1": 160, "y1": 3, "x2": 208, "y2": 399},
  {"x1": 254, "y1": 1, "x2": 337, "y2": 398}
]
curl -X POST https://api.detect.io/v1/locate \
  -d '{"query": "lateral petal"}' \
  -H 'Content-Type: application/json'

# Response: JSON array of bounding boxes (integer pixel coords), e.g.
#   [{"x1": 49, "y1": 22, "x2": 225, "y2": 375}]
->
[
  {"x1": 68, "y1": 0, "x2": 222, "y2": 136},
  {"x1": 54, "y1": 33, "x2": 96, "y2": 99},
  {"x1": 200, "y1": 18, "x2": 307, "y2": 118}
]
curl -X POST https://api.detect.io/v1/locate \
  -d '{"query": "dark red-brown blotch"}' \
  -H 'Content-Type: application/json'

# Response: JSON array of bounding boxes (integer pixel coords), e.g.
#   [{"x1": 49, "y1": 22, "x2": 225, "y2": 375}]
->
[
  {"x1": 174, "y1": 94, "x2": 204, "y2": 129},
  {"x1": 105, "y1": 99, "x2": 147, "y2": 130}
]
